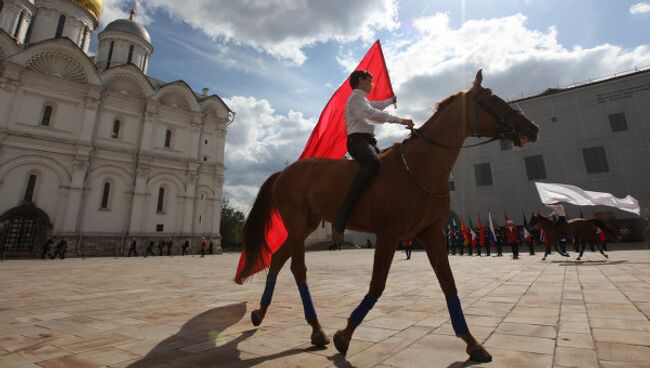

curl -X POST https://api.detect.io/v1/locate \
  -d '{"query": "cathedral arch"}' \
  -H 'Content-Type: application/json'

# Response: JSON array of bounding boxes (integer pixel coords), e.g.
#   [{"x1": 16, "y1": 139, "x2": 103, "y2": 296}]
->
[
  {"x1": 154, "y1": 81, "x2": 201, "y2": 112},
  {"x1": 146, "y1": 173, "x2": 185, "y2": 194},
  {"x1": 196, "y1": 184, "x2": 215, "y2": 199},
  {"x1": 87, "y1": 165, "x2": 131, "y2": 188},
  {"x1": 0, "y1": 155, "x2": 71, "y2": 186},
  {"x1": 201, "y1": 96, "x2": 231, "y2": 120},
  {"x1": 101, "y1": 64, "x2": 155, "y2": 97},
  {"x1": 7, "y1": 38, "x2": 102, "y2": 85}
]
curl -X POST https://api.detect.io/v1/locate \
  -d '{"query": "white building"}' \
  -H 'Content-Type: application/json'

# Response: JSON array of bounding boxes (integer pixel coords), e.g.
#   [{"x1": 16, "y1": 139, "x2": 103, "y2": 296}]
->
[
  {"x1": 0, "y1": 0, "x2": 233, "y2": 257},
  {"x1": 449, "y1": 68, "x2": 650, "y2": 235}
]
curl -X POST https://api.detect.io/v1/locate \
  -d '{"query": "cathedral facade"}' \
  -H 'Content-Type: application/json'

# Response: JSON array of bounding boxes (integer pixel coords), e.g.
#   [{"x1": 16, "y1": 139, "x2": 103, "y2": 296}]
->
[{"x1": 0, "y1": 0, "x2": 232, "y2": 257}]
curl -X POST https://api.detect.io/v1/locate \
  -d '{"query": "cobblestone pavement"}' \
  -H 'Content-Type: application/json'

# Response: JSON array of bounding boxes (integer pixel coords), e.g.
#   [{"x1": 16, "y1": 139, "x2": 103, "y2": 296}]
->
[{"x1": 1, "y1": 247, "x2": 650, "y2": 367}]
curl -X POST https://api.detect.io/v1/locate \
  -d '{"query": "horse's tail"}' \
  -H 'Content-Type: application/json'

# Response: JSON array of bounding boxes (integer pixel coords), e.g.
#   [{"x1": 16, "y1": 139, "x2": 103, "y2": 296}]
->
[
  {"x1": 590, "y1": 219, "x2": 618, "y2": 241},
  {"x1": 235, "y1": 172, "x2": 281, "y2": 284}
]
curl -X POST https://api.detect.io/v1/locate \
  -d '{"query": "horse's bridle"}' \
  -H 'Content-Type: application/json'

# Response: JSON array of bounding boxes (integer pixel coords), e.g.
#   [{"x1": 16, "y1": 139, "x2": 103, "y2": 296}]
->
[
  {"x1": 399, "y1": 91, "x2": 522, "y2": 197},
  {"x1": 410, "y1": 92, "x2": 522, "y2": 149}
]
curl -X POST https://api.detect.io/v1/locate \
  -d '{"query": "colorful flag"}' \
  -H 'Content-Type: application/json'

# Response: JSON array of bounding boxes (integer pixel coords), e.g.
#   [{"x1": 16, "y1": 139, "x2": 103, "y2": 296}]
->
[
  {"x1": 540, "y1": 228, "x2": 549, "y2": 245},
  {"x1": 460, "y1": 219, "x2": 470, "y2": 246},
  {"x1": 478, "y1": 213, "x2": 486, "y2": 246},
  {"x1": 235, "y1": 40, "x2": 395, "y2": 283},
  {"x1": 488, "y1": 212, "x2": 497, "y2": 244},
  {"x1": 523, "y1": 226, "x2": 532, "y2": 243}
]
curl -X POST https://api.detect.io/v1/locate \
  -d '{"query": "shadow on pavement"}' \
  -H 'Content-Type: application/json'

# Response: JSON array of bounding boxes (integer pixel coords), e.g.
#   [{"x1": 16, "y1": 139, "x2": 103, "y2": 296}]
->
[
  {"x1": 554, "y1": 259, "x2": 628, "y2": 266},
  {"x1": 126, "y1": 302, "x2": 321, "y2": 367}
]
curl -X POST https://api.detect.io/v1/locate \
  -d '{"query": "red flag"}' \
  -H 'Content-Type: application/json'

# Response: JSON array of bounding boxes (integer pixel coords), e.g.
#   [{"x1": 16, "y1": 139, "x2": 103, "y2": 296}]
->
[
  {"x1": 596, "y1": 227, "x2": 606, "y2": 242},
  {"x1": 299, "y1": 40, "x2": 395, "y2": 159},
  {"x1": 235, "y1": 40, "x2": 395, "y2": 283},
  {"x1": 460, "y1": 219, "x2": 470, "y2": 245}
]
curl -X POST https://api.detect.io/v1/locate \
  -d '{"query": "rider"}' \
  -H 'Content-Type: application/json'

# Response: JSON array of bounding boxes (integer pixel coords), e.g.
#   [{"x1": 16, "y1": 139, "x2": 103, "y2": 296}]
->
[{"x1": 333, "y1": 70, "x2": 414, "y2": 235}]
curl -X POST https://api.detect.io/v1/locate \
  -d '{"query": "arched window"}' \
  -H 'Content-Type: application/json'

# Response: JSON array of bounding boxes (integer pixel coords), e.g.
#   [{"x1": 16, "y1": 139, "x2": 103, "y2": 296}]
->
[
  {"x1": 24, "y1": 16, "x2": 34, "y2": 44},
  {"x1": 127, "y1": 44, "x2": 134, "y2": 64},
  {"x1": 142, "y1": 53, "x2": 149, "y2": 71},
  {"x1": 100, "y1": 182, "x2": 110, "y2": 209},
  {"x1": 106, "y1": 41, "x2": 114, "y2": 69},
  {"x1": 112, "y1": 119, "x2": 120, "y2": 138},
  {"x1": 13, "y1": 11, "x2": 24, "y2": 39},
  {"x1": 79, "y1": 26, "x2": 89, "y2": 48},
  {"x1": 23, "y1": 174, "x2": 36, "y2": 202},
  {"x1": 156, "y1": 187, "x2": 165, "y2": 213},
  {"x1": 41, "y1": 105, "x2": 53, "y2": 126},
  {"x1": 164, "y1": 129, "x2": 172, "y2": 148},
  {"x1": 55, "y1": 14, "x2": 66, "y2": 38}
]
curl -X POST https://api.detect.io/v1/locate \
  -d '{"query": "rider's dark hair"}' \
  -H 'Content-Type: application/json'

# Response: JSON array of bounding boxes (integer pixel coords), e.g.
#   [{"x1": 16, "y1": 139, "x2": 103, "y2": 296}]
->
[{"x1": 349, "y1": 70, "x2": 372, "y2": 89}]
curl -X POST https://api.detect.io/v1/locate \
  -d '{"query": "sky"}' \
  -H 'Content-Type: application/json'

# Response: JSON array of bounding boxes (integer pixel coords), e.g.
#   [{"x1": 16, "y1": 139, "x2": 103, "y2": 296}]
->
[{"x1": 98, "y1": 0, "x2": 650, "y2": 213}]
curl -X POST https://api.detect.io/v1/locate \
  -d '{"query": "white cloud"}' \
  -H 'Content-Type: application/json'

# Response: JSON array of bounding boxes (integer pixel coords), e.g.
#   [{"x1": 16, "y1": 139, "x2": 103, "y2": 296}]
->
[
  {"x1": 139, "y1": 0, "x2": 398, "y2": 64},
  {"x1": 630, "y1": 2, "x2": 650, "y2": 14},
  {"x1": 370, "y1": 13, "x2": 650, "y2": 134},
  {"x1": 222, "y1": 96, "x2": 315, "y2": 212}
]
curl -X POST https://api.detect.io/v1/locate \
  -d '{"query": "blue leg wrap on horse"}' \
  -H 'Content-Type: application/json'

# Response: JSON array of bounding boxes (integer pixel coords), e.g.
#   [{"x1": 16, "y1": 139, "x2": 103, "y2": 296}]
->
[
  {"x1": 446, "y1": 295, "x2": 469, "y2": 336},
  {"x1": 349, "y1": 294, "x2": 378, "y2": 326},
  {"x1": 298, "y1": 283, "x2": 317, "y2": 320},
  {"x1": 260, "y1": 274, "x2": 277, "y2": 306}
]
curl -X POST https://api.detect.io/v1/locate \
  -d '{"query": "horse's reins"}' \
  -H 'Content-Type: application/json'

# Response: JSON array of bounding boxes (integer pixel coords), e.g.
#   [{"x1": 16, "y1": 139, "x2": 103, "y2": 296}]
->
[{"x1": 399, "y1": 92, "x2": 521, "y2": 197}]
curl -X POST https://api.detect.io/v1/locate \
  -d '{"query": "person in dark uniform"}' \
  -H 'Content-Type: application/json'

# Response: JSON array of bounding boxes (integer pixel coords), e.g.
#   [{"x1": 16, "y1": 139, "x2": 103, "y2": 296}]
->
[
  {"x1": 145, "y1": 241, "x2": 155, "y2": 257},
  {"x1": 208, "y1": 241, "x2": 214, "y2": 255},
  {"x1": 200, "y1": 237, "x2": 207, "y2": 258},
  {"x1": 182, "y1": 240, "x2": 190, "y2": 256},
  {"x1": 51, "y1": 239, "x2": 67, "y2": 259},
  {"x1": 496, "y1": 228, "x2": 504, "y2": 256},
  {"x1": 166, "y1": 240, "x2": 173, "y2": 256},
  {"x1": 41, "y1": 237, "x2": 54, "y2": 260},
  {"x1": 402, "y1": 236, "x2": 413, "y2": 260},
  {"x1": 157, "y1": 240, "x2": 164, "y2": 256},
  {"x1": 457, "y1": 230, "x2": 464, "y2": 256},
  {"x1": 127, "y1": 237, "x2": 137, "y2": 257},
  {"x1": 366, "y1": 238, "x2": 372, "y2": 249},
  {"x1": 505, "y1": 221, "x2": 519, "y2": 259}
]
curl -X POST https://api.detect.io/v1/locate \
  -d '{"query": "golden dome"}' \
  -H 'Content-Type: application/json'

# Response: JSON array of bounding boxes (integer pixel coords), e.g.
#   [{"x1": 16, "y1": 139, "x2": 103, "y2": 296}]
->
[{"x1": 72, "y1": 0, "x2": 103, "y2": 23}]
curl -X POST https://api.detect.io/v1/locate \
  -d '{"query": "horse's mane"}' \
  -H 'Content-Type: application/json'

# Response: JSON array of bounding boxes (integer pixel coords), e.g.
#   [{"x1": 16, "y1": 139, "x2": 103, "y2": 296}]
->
[{"x1": 378, "y1": 91, "x2": 466, "y2": 157}]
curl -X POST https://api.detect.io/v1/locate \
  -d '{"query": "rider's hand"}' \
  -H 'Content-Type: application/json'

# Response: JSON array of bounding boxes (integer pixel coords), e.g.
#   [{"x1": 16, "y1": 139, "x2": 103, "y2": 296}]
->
[{"x1": 401, "y1": 119, "x2": 414, "y2": 128}]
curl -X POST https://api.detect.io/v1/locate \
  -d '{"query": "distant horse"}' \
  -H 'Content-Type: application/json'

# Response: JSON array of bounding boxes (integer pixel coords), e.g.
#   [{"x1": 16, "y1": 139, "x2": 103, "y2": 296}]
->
[
  {"x1": 529, "y1": 214, "x2": 616, "y2": 260},
  {"x1": 240, "y1": 70, "x2": 538, "y2": 362}
]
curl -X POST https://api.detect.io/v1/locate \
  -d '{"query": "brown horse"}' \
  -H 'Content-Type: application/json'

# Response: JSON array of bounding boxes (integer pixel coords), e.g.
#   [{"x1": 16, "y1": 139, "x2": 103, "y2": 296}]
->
[
  {"x1": 241, "y1": 70, "x2": 538, "y2": 362},
  {"x1": 529, "y1": 213, "x2": 616, "y2": 260}
]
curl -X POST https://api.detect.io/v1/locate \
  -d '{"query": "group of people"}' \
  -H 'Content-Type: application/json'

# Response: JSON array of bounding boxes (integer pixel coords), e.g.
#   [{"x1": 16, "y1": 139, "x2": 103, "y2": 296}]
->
[
  {"x1": 445, "y1": 222, "x2": 535, "y2": 259},
  {"x1": 126, "y1": 237, "x2": 213, "y2": 258},
  {"x1": 40, "y1": 237, "x2": 68, "y2": 260}
]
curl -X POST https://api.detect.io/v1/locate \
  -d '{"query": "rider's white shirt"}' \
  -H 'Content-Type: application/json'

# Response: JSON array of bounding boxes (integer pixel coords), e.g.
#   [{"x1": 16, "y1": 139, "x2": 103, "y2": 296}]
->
[
  {"x1": 547, "y1": 203, "x2": 566, "y2": 217},
  {"x1": 345, "y1": 89, "x2": 401, "y2": 135}
]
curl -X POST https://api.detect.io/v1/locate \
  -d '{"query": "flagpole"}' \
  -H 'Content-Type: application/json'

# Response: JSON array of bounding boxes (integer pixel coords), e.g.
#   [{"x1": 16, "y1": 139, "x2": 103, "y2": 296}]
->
[{"x1": 375, "y1": 39, "x2": 397, "y2": 109}]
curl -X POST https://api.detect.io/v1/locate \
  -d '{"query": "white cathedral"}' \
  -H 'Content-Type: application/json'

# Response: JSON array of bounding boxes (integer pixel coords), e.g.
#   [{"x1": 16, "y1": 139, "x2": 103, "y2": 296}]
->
[{"x1": 0, "y1": 0, "x2": 232, "y2": 257}]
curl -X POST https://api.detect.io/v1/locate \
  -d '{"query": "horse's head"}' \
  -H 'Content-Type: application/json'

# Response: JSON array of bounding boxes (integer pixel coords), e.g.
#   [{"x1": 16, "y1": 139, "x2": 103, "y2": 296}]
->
[
  {"x1": 464, "y1": 70, "x2": 539, "y2": 147},
  {"x1": 528, "y1": 213, "x2": 540, "y2": 227}
]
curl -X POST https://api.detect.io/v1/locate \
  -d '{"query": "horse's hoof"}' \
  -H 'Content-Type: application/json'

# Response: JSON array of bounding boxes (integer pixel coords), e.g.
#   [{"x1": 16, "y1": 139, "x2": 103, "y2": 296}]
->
[
  {"x1": 311, "y1": 329, "x2": 330, "y2": 346},
  {"x1": 333, "y1": 331, "x2": 349, "y2": 355},
  {"x1": 604, "y1": 254, "x2": 609, "y2": 258},
  {"x1": 467, "y1": 345, "x2": 492, "y2": 363},
  {"x1": 251, "y1": 310, "x2": 262, "y2": 327},
  {"x1": 576, "y1": 257, "x2": 581, "y2": 261},
  {"x1": 541, "y1": 257, "x2": 546, "y2": 261}
]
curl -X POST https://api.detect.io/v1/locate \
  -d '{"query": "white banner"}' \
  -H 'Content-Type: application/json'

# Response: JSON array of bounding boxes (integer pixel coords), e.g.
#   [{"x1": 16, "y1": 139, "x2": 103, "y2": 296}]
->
[{"x1": 535, "y1": 182, "x2": 640, "y2": 215}]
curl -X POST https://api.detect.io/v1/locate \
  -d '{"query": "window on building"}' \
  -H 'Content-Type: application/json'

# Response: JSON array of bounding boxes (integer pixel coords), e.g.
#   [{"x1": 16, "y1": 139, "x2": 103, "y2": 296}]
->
[
  {"x1": 106, "y1": 41, "x2": 114, "y2": 69},
  {"x1": 24, "y1": 16, "x2": 33, "y2": 43},
  {"x1": 608, "y1": 112, "x2": 628, "y2": 132},
  {"x1": 13, "y1": 11, "x2": 24, "y2": 39},
  {"x1": 79, "y1": 26, "x2": 89, "y2": 48},
  {"x1": 55, "y1": 14, "x2": 66, "y2": 38},
  {"x1": 156, "y1": 224, "x2": 164, "y2": 232},
  {"x1": 199, "y1": 215, "x2": 202, "y2": 224},
  {"x1": 524, "y1": 155, "x2": 547, "y2": 181},
  {"x1": 156, "y1": 187, "x2": 165, "y2": 213},
  {"x1": 500, "y1": 140, "x2": 512, "y2": 151},
  {"x1": 142, "y1": 53, "x2": 149, "y2": 71},
  {"x1": 41, "y1": 105, "x2": 53, "y2": 126},
  {"x1": 127, "y1": 44, "x2": 134, "y2": 64},
  {"x1": 164, "y1": 129, "x2": 172, "y2": 148},
  {"x1": 23, "y1": 174, "x2": 36, "y2": 202},
  {"x1": 100, "y1": 182, "x2": 110, "y2": 209},
  {"x1": 582, "y1": 146, "x2": 609, "y2": 174},
  {"x1": 112, "y1": 120, "x2": 120, "y2": 138},
  {"x1": 474, "y1": 163, "x2": 493, "y2": 187}
]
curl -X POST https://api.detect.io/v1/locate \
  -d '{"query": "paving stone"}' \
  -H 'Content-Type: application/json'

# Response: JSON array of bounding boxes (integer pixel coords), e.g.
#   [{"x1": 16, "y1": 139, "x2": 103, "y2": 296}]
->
[{"x1": 0, "y1": 249, "x2": 649, "y2": 367}]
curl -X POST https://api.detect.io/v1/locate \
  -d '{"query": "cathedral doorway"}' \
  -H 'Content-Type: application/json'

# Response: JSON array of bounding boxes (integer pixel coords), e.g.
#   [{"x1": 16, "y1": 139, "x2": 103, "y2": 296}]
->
[{"x1": 0, "y1": 202, "x2": 51, "y2": 257}]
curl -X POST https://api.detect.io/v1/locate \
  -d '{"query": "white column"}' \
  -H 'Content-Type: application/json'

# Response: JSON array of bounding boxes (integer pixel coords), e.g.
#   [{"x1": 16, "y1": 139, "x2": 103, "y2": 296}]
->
[
  {"x1": 79, "y1": 93, "x2": 100, "y2": 143},
  {"x1": 129, "y1": 167, "x2": 149, "y2": 233},
  {"x1": 182, "y1": 173, "x2": 197, "y2": 233},
  {"x1": 62, "y1": 161, "x2": 89, "y2": 232}
]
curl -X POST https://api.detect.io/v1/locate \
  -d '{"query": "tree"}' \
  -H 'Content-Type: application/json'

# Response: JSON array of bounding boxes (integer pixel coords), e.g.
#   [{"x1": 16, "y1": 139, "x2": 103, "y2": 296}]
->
[{"x1": 220, "y1": 197, "x2": 245, "y2": 250}]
